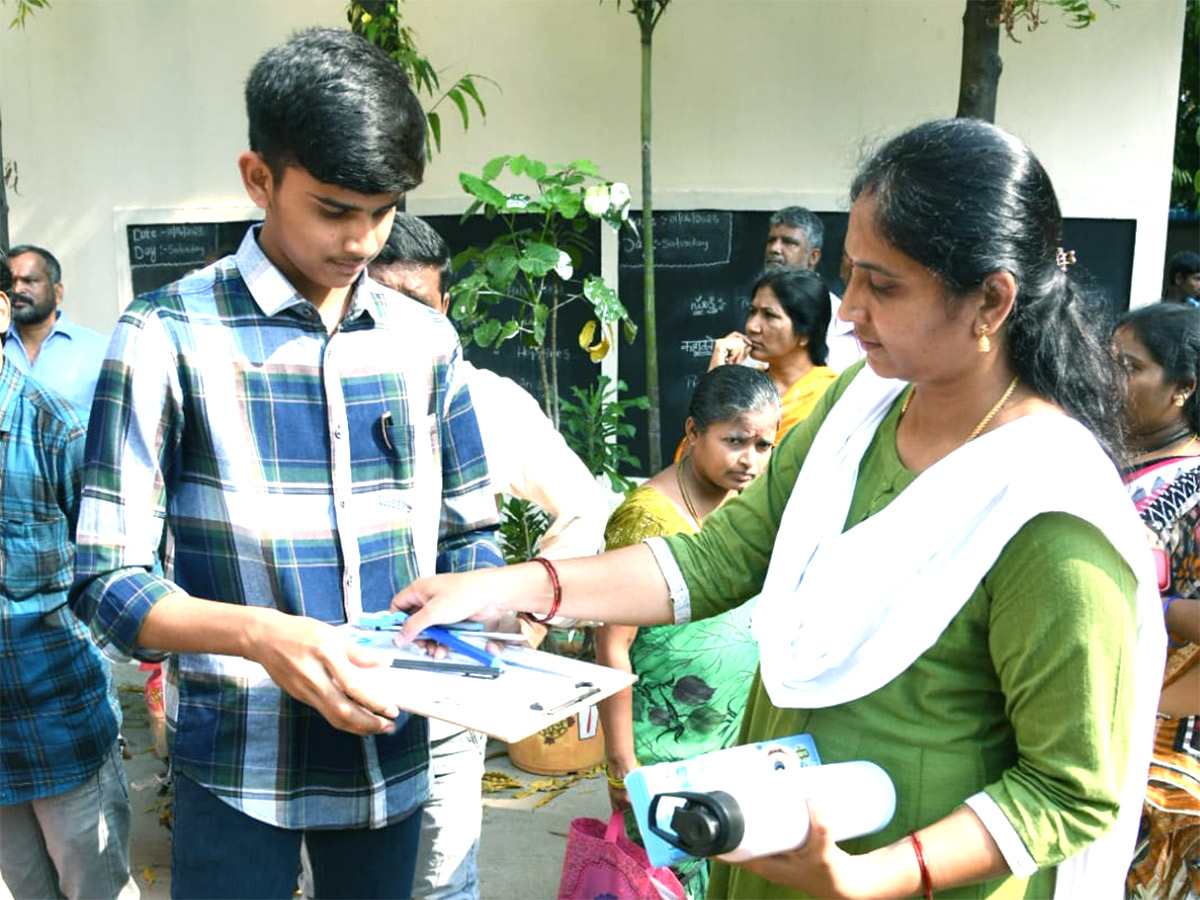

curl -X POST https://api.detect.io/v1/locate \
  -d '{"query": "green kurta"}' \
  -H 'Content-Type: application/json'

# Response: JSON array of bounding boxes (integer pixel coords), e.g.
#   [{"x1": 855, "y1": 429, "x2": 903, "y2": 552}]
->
[{"x1": 664, "y1": 367, "x2": 1139, "y2": 900}]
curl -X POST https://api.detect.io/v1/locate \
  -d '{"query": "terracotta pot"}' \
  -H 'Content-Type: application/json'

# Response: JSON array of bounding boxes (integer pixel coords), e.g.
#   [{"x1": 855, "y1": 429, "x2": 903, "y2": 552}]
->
[{"x1": 507, "y1": 704, "x2": 604, "y2": 776}]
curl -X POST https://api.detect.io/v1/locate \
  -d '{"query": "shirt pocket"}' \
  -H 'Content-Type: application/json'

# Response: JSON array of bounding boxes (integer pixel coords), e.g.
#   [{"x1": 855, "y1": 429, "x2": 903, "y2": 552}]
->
[
  {"x1": 381, "y1": 413, "x2": 441, "y2": 489},
  {"x1": 1, "y1": 517, "x2": 71, "y2": 603}
]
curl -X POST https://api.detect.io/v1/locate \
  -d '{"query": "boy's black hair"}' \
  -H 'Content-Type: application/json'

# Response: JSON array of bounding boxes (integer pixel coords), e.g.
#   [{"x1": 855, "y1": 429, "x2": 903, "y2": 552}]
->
[
  {"x1": 0, "y1": 249, "x2": 11, "y2": 295},
  {"x1": 246, "y1": 27, "x2": 426, "y2": 195},
  {"x1": 375, "y1": 213, "x2": 452, "y2": 296}
]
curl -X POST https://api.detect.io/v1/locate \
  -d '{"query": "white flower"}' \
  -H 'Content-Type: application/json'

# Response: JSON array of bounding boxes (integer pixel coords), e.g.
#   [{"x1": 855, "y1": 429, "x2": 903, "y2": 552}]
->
[
  {"x1": 609, "y1": 182, "x2": 631, "y2": 211},
  {"x1": 555, "y1": 250, "x2": 574, "y2": 281},
  {"x1": 583, "y1": 184, "x2": 610, "y2": 218}
]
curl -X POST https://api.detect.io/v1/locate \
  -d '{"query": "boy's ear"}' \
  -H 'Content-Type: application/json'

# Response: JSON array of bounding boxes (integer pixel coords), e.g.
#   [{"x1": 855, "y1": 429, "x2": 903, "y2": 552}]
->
[
  {"x1": 239, "y1": 151, "x2": 276, "y2": 210},
  {"x1": 0, "y1": 290, "x2": 10, "y2": 335},
  {"x1": 440, "y1": 292, "x2": 451, "y2": 316}
]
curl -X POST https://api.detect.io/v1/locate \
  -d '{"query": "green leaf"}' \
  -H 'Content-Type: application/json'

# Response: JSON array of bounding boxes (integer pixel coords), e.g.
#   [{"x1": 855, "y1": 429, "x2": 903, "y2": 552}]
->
[
  {"x1": 427, "y1": 111, "x2": 442, "y2": 154},
  {"x1": 583, "y1": 276, "x2": 630, "y2": 324},
  {"x1": 499, "y1": 320, "x2": 521, "y2": 342},
  {"x1": 570, "y1": 159, "x2": 599, "y2": 176},
  {"x1": 447, "y1": 88, "x2": 470, "y2": 130},
  {"x1": 509, "y1": 154, "x2": 529, "y2": 176},
  {"x1": 459, "y1": 77, "x2": 487, "y2": 114},
  {"x1": 517, "y1": 242, "x2": 562, "y2": 277},
  {"x1": 485, "y1": 251, "x2": 520, "y2": 287},
  {"x1": 459, "y1": 172, "x2": 508, "y2": 210},
  {"x1": 622, "y1": 318, "x2": 638, "y2": 343},
  {"x1": 481, "y1": 155, "x2": 509, "y2": 182},
  {"x1": 543, "y1": 185, "x2": 582, "y2": 220},
  {"x1": 473, "y1": 319, "x2": 502, "y2": 347},
  {"x1": 525, "y1": 159, "x2": 549, "y2": 181}
]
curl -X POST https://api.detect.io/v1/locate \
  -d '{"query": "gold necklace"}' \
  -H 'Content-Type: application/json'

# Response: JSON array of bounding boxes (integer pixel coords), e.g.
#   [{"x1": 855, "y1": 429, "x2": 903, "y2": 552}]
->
[
  {"x1": 901, "y1": 376, "x2": 1020, "y2": 444},
  {"x1": 675, "y1": 458, "x2": 704, "y2": 525}
]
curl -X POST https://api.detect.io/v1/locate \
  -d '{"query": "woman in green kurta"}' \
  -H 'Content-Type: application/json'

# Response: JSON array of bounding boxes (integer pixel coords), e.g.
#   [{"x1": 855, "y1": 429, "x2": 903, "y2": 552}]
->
[
  {"x1": 393, "y1": 119, "x2": 1163, "y2": 899},
  {"x1": 596, "y1": 365, "x2": 782, "y2": 900}
]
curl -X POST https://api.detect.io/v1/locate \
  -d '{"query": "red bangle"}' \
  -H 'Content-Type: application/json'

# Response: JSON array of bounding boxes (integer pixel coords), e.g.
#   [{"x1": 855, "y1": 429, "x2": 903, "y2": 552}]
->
[
  {"x1": 525, "y1": 557, "x2": 562, "y2": 624},
  {"x1": 910, "y1": 830, "x2": 933, "y2": 900}
]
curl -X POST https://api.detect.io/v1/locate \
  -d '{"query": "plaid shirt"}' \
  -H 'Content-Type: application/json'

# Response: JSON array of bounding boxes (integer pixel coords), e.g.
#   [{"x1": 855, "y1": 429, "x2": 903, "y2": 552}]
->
[
  {"x1": 1, "y1": 356, "x2": 120, "y2": 804},
  {"x1": 72, "y1": 227, "x2": 503, "y2": 829}
]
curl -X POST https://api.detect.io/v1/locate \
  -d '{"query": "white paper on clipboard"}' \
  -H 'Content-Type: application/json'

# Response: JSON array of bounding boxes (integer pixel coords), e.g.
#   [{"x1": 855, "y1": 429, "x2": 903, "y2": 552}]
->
[{"x1": 343, "y1": 627, "x2": 636, "y2": 742}]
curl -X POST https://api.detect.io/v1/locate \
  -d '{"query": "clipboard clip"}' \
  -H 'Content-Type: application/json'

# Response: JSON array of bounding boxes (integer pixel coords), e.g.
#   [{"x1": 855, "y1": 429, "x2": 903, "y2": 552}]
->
[{"x1": 530, "y1": 681, "x2": 601, "y2": 715}]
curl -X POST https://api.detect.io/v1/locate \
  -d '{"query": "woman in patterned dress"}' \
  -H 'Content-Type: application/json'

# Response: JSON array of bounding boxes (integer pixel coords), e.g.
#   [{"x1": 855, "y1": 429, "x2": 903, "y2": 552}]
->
[
  {"x1": 1116, "y1": 303, "x2": 1200, "y2": 900},
  {"x1": 597, "y1": 365, "x2": 782, "y2": 900}
]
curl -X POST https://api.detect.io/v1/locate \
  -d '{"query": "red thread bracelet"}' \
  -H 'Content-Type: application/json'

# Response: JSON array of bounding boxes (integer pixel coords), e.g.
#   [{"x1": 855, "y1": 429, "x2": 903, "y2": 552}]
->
[
  {"x1": 525, "y1": 556, "x2": 562, "y2": 624},
  {"x1": 910, "y1": 830, "x2": 933, "y2": 900}
]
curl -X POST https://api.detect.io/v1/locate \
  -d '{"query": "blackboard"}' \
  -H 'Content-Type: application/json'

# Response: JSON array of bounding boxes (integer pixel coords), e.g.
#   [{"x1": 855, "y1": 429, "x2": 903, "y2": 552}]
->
[
  {"x1": 617, "y1": 209, "x2": 1136, "y2": 470},
  {"x1": 121, "y1": 209, "x2": 1135, "y2": 473},
  {"x1": 127, "y1": 220, "x2": 259, "y2": 298}
]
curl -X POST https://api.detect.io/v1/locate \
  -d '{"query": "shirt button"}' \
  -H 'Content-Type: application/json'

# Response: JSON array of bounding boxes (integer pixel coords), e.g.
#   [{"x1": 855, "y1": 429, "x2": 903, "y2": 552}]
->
[
  {"x1": 338, "y1": 499, "x2": 346, "y2": 509},
  {"x1": 346, "y1": 574, "x2": 355, "y2": 586},
  {"x1": 334, "y1": 425, "x2": 344, "y2": 440}
]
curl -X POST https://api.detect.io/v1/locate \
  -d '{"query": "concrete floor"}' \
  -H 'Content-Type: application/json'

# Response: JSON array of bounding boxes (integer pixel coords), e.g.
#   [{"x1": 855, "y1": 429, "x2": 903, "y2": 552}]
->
[{"x1": 115, "y1": 662, "x2": 610, "y2": 900}]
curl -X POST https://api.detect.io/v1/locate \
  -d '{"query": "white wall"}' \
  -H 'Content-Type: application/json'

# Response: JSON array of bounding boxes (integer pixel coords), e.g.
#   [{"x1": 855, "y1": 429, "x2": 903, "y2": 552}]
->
[{"x1": 0, "y1": 0, "x2": 1184, "y2": 331}]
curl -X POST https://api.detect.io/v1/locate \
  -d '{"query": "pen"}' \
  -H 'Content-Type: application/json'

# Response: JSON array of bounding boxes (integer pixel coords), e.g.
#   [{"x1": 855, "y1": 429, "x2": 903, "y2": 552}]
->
[
  {"x1": 420, "y1": 626, "x2": 498, "y2": 668},
  {"x1": 360, "y1": 611, "x2": 498, "y2": 668},
  {"x1": 380, "y1": 411, "x2": 394, "y2": 451}
]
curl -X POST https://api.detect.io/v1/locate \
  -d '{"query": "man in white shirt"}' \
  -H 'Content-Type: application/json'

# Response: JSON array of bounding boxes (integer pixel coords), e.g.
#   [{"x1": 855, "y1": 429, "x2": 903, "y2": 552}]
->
[
  {"x1": 368, "y1": 212, "x2": 611, "y2": 900},
  {"x1": 764, "y1": 207, "x2": 863, "y2": 373}
]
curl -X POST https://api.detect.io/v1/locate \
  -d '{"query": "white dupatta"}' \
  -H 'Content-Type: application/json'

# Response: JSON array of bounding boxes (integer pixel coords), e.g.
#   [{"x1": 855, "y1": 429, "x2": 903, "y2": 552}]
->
[{"x1": 750, "y1": 367, "x2": 1165, "y2": 898}]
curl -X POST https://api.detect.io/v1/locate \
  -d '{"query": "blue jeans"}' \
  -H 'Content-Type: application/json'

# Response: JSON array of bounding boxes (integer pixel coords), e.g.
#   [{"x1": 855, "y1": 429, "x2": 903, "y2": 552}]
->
[{"x1": 171, "y1": 772, "x2": 421, "y2": 900}]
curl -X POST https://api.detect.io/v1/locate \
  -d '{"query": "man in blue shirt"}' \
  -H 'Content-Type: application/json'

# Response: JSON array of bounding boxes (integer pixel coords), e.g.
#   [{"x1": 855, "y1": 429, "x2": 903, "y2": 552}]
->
[
  {"x1": 4, "y1": 245, "x2": 109, "y2": 421},
  {"x1": 71, "y1": 28, "x2": 503, "y2": 899},
  {"x1": 0, "y1": 250, "x2": 137, "y2": 900}
]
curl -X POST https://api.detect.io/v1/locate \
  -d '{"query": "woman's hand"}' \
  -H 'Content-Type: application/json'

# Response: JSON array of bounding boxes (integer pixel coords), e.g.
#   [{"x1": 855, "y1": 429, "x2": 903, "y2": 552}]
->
[
  {"x1": 708, "y1": 332, "x2": 752, "y2": 370},
  {"x1": 606, "y1": 756, "x2": 637, "y2": 813},
  {"x1": 737, "y1": 802, "x2": 893, "y2": 900},
  {"x1": 391, "y1": 570, "x2": 513, "y2": 645}
]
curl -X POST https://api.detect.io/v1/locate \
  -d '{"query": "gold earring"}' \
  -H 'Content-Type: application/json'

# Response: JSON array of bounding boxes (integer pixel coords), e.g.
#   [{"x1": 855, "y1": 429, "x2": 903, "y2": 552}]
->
[
  {"x1": 977, "y1": 324, "x2": 991, "y2": 354},
  {"x1": 1176, "y1": 394, "x2": 1188, "y2": 407}
]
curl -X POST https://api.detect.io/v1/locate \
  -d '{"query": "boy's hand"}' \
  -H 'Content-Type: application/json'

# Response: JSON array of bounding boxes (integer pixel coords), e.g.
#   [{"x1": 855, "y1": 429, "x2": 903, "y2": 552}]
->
[{"x1": 249, "y1": 613, "x2": 400, "y2": 735}]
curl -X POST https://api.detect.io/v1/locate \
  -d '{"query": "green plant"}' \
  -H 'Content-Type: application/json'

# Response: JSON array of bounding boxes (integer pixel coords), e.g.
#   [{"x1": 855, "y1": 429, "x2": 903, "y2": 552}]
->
[
  {"x1": 347, "y1": 1, "x2": 493, "y2": 157},
  {"x1": 558, "y1": 375, "x2": 649, "y2": 494},
  {"x1": 451, "y1": 154, "x2": 636, "y2": 425},
  {"x1": 497, "y1": 496, "x2": 549, "y2": 564}
]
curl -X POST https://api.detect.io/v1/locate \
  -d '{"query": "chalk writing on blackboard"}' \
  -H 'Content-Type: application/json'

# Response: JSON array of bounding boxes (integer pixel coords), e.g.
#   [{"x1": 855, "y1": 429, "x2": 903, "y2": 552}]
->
[
  {"x1": 619, "y1": 211, "x2": 733, "y2": 269},
  {"x1": 129, "y1": 225, "x2": 211, "y2": 266},
  {"x1": 689, "y1": 294, "x2": 728, "y2": 317},
  {"x1": 679, "y1": 338, "x2": 715, "y2": 359}
]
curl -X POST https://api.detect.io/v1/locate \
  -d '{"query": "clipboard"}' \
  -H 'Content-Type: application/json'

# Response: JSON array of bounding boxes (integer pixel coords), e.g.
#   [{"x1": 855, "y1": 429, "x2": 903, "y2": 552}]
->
[{"x1": 343, "y1": 626, "x2": 636, "y2": 742}]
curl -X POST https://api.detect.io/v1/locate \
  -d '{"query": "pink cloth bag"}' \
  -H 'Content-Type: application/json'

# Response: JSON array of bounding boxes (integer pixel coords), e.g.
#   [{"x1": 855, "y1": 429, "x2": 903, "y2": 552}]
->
[{"x1": 557, "y1": 812, "x2": 685, "y2": 900}]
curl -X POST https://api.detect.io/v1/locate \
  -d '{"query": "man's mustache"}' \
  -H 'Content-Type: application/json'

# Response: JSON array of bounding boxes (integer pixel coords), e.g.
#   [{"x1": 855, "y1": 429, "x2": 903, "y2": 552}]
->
[{"x1": 10, "y1": 292, "x2": 35, "y2": 306}]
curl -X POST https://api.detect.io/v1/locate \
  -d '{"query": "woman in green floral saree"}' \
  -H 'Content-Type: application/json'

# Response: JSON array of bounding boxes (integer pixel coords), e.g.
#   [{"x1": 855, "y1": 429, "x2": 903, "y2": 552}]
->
[{"x1": 596, "y1": 365, "x2": 784, "y2": 900}]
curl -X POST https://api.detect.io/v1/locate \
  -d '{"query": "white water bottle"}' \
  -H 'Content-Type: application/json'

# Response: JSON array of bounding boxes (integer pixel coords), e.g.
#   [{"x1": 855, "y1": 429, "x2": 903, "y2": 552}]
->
[{"x1": 647, "y1": 754, "x2": 896, "y2": 862}]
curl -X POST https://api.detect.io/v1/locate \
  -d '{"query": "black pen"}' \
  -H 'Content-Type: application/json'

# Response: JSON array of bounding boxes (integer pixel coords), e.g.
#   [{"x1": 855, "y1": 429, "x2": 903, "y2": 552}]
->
[{"x1": 380, "y1": 411, "x2": 394, "y2": 451}]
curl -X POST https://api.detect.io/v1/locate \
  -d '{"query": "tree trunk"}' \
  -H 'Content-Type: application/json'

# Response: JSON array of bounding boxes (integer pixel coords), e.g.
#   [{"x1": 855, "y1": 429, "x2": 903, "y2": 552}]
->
[
  {"x1": 640, "y1": 11, "x2": 661, "y2": 473},
  {"x1": 0, "y1": 107, "x2": 9, "y2": 252},
  {"x1": 957, "y1": 0, "x2": 1002, "y2": 121}
]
